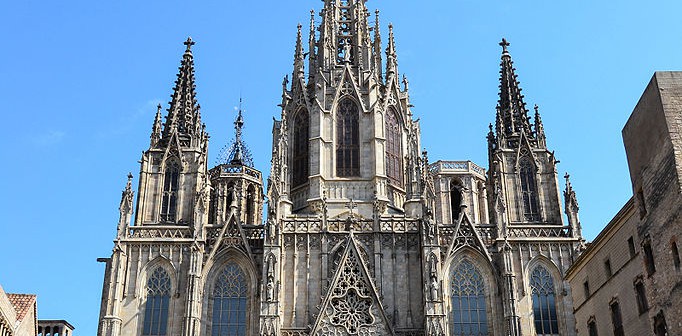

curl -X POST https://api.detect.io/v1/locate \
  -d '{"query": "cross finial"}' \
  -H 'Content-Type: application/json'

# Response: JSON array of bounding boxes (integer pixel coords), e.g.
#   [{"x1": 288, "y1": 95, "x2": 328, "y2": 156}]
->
[
  {"x1": 346, "y1": 198, "x2": 357, "y2": 217},
  {"x1": 499, "y1": 38, "x2": 510, "y2": 53},
  {"x1": 184, "y1": 36, "x2": 195, "y2": 51}
]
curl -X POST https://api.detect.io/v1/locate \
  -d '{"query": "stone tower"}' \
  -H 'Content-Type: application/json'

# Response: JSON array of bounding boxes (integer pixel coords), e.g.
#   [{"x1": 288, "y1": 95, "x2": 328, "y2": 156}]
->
[
  {"x1": 97, "y1": 38, "x2": 266, "y2": 336},
  {"x1": 483, "y1": 39, "x2": 585, "y2": 335},
  {"x1": 266, "y1": 1, "x2": 429, "y2": 334}
]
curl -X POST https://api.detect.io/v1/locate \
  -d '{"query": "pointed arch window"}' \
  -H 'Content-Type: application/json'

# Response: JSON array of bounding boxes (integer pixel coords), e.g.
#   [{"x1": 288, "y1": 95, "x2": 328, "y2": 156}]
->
[
  {"x1": 451, "y1": 179, "x2": 464, "y2": 223},
  {"x1": 336, "y1": 98, "x2": 360, "y2": 177},
  {"x1": 212, "y1": 263, "x2": 248, "y2": 336},
  {"x1": 519, "y1": 158, "x2": 540, "y2": 222},
  {"x1": 245, "y1": 184, "x2": 256, "y2": 225},
  {"x1": 143, "y1": 267, "x2": 171, "y2": 336},
  {"x1": 292, "y1": 108, "x2": 310, "y2": 188},
  {"x1": 385, "y1": 108, "x2": 403, "y2": 187},
  {"x1": 450, "y1": 260, "x2": 488, "y2": 335},
  {"x1": 161, "y1": 160, "x2": 180, "y2": 223},
  {"x1": 530, "y1": 265, "x2": 559, "y2": 335}
]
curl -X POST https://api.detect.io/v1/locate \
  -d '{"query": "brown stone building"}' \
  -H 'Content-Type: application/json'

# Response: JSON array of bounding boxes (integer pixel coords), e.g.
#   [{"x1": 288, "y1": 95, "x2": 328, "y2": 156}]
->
[
  {"x1": 0, "y1": 285, "x2": 37, "y2": 336},
  {"x1": 566, "y1": 71, "x2": 682, "y2": 336}
]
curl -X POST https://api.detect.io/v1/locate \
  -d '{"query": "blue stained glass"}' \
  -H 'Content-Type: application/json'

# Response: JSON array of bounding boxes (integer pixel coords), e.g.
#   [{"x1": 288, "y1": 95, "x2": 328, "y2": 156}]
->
[
  {"x1": 450, "y1": 260, "x2": 489, "y2": 335},
  {"x1": 212, "y1": 263, "x2": 248, "y2": 336},
  {"x1": 530, "y1": 265, "x2": 559, "y2": 335},
  {"x1": 142, "y1": 267, "x2": 171, "y2": 336}
]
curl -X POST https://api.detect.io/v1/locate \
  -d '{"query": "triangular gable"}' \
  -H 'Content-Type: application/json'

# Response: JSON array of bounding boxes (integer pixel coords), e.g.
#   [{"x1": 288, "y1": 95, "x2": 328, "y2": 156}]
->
[
  {"x1": 311, "y1": 234, "x2": 394, "y2": 336},
  {"x1": 204, "y1": 209, "x2": 253, "y2": 264},
  {"x1": 514, "y1": 131, "x2": 538, "y2": 171},
  {"x1": 332, "y1": 65, "x2": 367, "y2": 112},
  {"x1": 446, "y1": 212, "x2": 492, "y2": 262}
]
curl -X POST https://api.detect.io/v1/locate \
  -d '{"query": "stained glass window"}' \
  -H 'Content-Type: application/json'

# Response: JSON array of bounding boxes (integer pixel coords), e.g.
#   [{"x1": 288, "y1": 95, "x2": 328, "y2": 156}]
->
[
  {"x1": 519, "y1": 158, "x2": 540, "y2": 222},
  {"x1": 292, "y1": 109, "x2": 309, "y2": 188},
  {"x1": 336, "y1": 99, "x2": 360, "y2": 177},
  {"x1": 212, "y1": 263, "x2": 248, "y2": 336},
  {"x1": 385, "y1": 108, "x2": 403, "y2": 186},
  {"x1": 450, "y1": 260, "x2": 488, "y2": 335},
  {"x1": 161, "y1": 161, "x2": 180, "y2": 222},
  {"x1": 530, "y1": 265, "x2": 559, "y2": 335},
  {"x1": 143, "y1": 267, "x2": 171, "y2": 336}
]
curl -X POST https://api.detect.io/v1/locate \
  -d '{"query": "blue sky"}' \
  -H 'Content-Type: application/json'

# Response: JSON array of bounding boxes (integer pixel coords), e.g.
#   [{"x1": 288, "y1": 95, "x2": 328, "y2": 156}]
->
[{"x1": 2, "y1": 0, "x2": 681, "y2": 334}]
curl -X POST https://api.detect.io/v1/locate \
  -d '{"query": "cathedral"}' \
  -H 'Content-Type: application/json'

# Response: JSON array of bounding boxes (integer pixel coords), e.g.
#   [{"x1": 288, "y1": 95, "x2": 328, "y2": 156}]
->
[{"x1": 97, "y1": 1, "x2": 585, "y2": 335}]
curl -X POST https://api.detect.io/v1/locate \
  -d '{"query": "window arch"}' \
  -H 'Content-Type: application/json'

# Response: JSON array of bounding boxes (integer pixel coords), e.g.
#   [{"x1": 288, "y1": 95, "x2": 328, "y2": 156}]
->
[
  {"x1": 292, "y1": 108, "x2": 309, "y2": 188},
  {"x1": 530, "y1": 265, "x2": 559, "y2": 335},
  {"x1": 451, "y1": 179, "x2": 464, "y2": 223},
  {"x1": 385, "y1": 108, "x2": 403, "y2": 186},
  {"x1": 245, "y1": 184, "x2": 256, "y2": 225},
  {"x1": 450, "y1": 259, "x2": 488, "y2": 335},
  {"x1": 143, "y1": 267, "x2": 171, "y2": 336},
  {"x1": 212, "y1": 263, "x2": 249, "y2": 336},
  {"x1": 519, "y1": 158, "x2": 540, "y2": 221},
  {"x1": 336, "y1": 98, "x2": 360, "y2": 177},
  {"x1": 161, "y1": 160, "x2": 180, "y2": 223}
]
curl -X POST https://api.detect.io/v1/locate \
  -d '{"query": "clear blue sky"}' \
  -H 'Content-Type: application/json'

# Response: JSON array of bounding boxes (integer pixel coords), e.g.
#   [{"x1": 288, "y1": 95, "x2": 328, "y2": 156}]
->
[{"x1": 1, "y1": 0, "x2": 681, "y2": 334}]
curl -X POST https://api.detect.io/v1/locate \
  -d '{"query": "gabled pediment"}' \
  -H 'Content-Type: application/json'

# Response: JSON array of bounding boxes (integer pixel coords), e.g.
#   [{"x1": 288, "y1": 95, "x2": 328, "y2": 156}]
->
[
  {"x1": 445, "y1": 212, "x2": 492, "y2": 262},
  {"x1": 311, "y1": 233, "x2": 394, "y2": 336}
]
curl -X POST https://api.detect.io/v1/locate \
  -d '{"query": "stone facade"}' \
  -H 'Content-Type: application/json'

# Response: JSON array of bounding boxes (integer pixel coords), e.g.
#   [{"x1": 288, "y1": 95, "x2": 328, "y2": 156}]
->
[
  {"x1": 566, "y1": 71, "x2": 682, "y2": 336},
  {"x1": 97, "y1": 2, "x2": 586, "y2": 336},
  {"x1": 0, "y1": 285, "x2": 38, "y2": 336}
]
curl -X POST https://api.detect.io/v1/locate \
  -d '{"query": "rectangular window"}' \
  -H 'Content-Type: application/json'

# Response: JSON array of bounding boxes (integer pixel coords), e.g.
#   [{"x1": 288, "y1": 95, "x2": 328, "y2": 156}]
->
[
  {"x1": 634, "y1": 280, "x2": 648, "y2": 314},
  {"x1": 604, "y1": 259, "x2": 612, "y2": 278},
  {"x1": 588, "y1": 320, "x2": 599, "y2": 336},
  {"x1": 643, "y1": 239, "x2": 656, "y2": 276},
  {"x1": 627, "y1": 237, "x2": 636, "y2": 259},
  {"x1": 583, "y1": 280, "x2": 591, "y2": 298},
  {"x1": 672, "y1": 241, "x2": 680, "y2": 270},
  {"x1": 610, "y1": 301, "x2": 624, "y2": 336}
]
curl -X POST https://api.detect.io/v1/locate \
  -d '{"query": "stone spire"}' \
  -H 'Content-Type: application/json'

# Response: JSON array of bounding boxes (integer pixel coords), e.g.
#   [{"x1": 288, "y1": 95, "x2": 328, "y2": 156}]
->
[
  {"x1": 293, "y1": 23, "x2": 305, "y2": 78},
  {"x1": 564, "y1": 173, "x2": 582, "y2": 238},
  {"x1": 150, "y1": 104, "x2": 163, "y2": 148},
  {"x1": 534, "y1": 104, "x2": 547, "y2": 148},
  {"x1": 496, "y1": 38, "x2": 533, "y2": 146},
  {"x1": 317, "y1": 0, "x2": 372, "y2": 69},
  {"x1": 161, "y1": 37, "x2": 203, "y2": 143},
  {"x1": 373, "y1": 9, "x2": 383, "y2": 79},
  {"x1": 385, "y1": 23, "x2": 398, "y2": 78}
]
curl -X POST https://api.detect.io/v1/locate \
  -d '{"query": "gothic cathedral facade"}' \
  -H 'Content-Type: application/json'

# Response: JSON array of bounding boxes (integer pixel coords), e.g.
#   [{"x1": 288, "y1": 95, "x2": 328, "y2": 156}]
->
[{"x1": 97, "y1": 1, "x2": 585, "y2": 335}]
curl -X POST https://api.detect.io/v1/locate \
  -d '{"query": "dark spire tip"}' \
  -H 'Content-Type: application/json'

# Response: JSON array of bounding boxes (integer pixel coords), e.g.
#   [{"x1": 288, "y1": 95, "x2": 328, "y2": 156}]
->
[{"x1": 499, "y1": 38, "x2": 510, "y2": 53}]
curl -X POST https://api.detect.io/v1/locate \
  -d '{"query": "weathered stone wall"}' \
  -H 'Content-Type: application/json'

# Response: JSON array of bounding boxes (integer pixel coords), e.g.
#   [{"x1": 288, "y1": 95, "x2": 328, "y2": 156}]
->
[{"x1": 623, "y1": 71, "x2": 682, "y2": 336}]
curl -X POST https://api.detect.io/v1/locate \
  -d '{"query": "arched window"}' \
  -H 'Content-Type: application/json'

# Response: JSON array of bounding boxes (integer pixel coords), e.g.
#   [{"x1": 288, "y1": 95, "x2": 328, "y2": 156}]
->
[
  {"x1": 209, "y1": 191, "x2": 218, "y2": 224},
  {"x1": 450, "y1": 260, "x2": 488, "y2": 335},
  {"x1": 161, "y1": 160, "x2": 180, "y2": 223},
  {"x1": 530, "y1": 265, "x2": 559, "y2": 335},
  {"x1": 451, "y1": 179, "x2": 464, "y2": 223},
  {"x1": 212, "y1": 263, "x2": 248, "y2": 336},
  {"x1": 226, "y1": 183, "x2": 234, "y2": 211},
  {"x1": 143, "y1": 267, "x2": 171, "y2": 336},
  {"x1": 336, "y1": 98, "x2": 360, "y2": 177},
  {"x1": 245, "y1": 184, "x2": 256, "y2": 225},
  {"x1": 385, "y1": 108, "x2": 403, "y2": 186},
  {"x1": 292, "y1": 109, "x2": 309, "y2": 188},
  {"x1": 519, "y1": 158, "x2": 540, "y2": 222}
]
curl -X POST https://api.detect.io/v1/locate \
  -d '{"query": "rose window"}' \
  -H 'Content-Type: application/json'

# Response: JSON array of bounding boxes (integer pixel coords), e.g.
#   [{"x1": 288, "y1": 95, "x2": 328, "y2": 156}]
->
[{"x1": 330, "y1": 288, "x2": 374, "y2": 334}]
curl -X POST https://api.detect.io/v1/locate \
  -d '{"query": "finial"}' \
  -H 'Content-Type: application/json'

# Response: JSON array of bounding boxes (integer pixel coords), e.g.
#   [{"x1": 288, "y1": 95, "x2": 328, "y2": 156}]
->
[
  {"x1": 564, "y1": 172, "x2": 570, "y2": 182},
  {"x1": 499, "y1": 38, "x2": 510, "y2": 54},
  {"x1": 184, "y1": 36, "x2": 195, "y2": 52},
  {"x1": 127, "y1": 172, "x2": 133, "y2": 181}
]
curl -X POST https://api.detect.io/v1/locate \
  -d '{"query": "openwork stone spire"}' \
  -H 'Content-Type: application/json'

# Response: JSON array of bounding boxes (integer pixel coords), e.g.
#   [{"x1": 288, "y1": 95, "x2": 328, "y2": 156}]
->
[
  {"x1": 161, "y1": 37, "x2": 203, "y2": 142},
  {"x1": 217, "y1": 99, "x2": 254, "y2": 167},
  {"x1": 496, "y1": 38, "x2": 533, "y2": 144}
]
